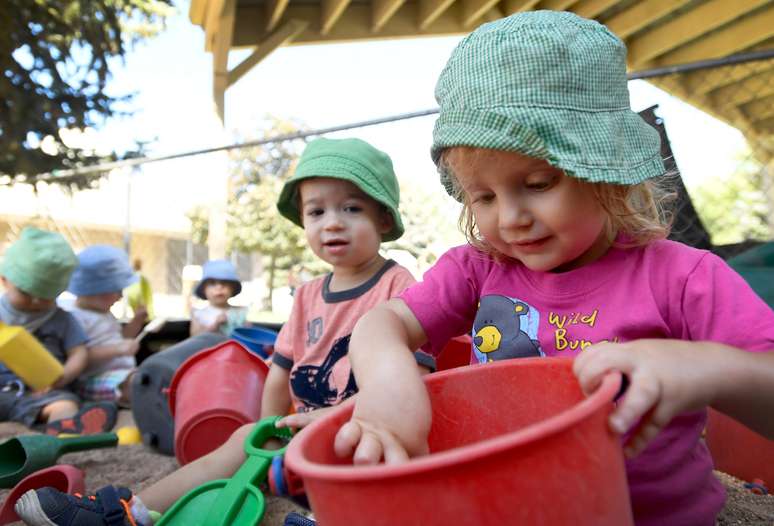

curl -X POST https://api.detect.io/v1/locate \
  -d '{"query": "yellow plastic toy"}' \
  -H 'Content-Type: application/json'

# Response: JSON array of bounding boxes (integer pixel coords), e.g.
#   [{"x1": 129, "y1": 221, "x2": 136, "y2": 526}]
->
[
  {"x1": 0, "y1": 322, "x2": 63, "y2": 390},
  {"x1": 116, "y1": 426, "x2": 142, "y2": 445}
]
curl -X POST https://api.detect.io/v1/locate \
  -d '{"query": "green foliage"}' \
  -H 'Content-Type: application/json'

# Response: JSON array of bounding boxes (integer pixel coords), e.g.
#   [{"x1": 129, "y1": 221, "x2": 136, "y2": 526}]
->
[
  {"x1": 0, "y1": 0, "x2": 173, "y2": 184},
  {"x1": 691, "y1": 153, "x2": 772, "y2": 245},
  {"x1": 186, "y1": 205, "x2": 210, "y2": 246}
]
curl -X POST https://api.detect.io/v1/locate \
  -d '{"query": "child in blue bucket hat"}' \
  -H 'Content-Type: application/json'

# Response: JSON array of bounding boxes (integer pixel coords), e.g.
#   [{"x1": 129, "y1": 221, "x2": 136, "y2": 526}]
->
[
  {"x1": 334, "y1": 11, "x2": 774, "y2": 526},
  {"x1": 190, "y1": 259, "x2": 247, "y2": 337},
  {"x1": 67, "y1": 245, "x2": 148, "y2": 407},
  {"x1": 0, "y1": 228, "x2": 116, "y2": 435}
]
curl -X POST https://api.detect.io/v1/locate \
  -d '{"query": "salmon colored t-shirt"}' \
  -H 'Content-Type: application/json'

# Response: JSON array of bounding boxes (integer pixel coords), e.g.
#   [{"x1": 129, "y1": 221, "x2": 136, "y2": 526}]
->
[{"x1": 272, "y1": 260, "x2": 434, "y2": 412}]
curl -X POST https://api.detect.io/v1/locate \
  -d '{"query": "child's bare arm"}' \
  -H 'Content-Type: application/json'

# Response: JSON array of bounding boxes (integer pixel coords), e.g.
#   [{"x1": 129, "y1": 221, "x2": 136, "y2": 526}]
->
[
  {"x1": 52, "y1": 344, "x2": 88, "y2": 388},
  {"x1": 87, "y1": 340, "x2": 139, "y2": 364},
  {"x1": 260, "y1": 363, "x2": 292, "y2": 419},
  {"x1": 334, "y1": 298, "x2": 432, "y2": 465},
  {"x1": 122, "y1": 307, "x2": 148, "y2": 338},
  {"x1": 573, "y1": 340, "x2": 774, "y2": 457}
]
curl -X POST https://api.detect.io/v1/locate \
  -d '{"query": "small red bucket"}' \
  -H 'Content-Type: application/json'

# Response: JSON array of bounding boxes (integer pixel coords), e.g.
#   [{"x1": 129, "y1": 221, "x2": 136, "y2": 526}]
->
[
  {"x1": 168, "y1": 340, "x2": 269, "y2": 465},
  {"x1": 286, "y1": 357, "x2": 632, "y2": 526},
  {"x1": 706, "y1": 408, "x2": 774, "y2": 488}
]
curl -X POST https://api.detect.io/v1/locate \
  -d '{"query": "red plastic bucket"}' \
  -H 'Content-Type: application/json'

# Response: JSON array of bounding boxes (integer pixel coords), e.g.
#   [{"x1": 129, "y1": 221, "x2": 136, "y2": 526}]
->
[
  {"x1": 168, "y1": 341, "x2": 269, "y2": 465},
  {"x1": 286, "y1": 357, "x2": 632, "y2": 526},
  {"x1": 706, "y1": 408, "x2": 774, "y2": 487}
]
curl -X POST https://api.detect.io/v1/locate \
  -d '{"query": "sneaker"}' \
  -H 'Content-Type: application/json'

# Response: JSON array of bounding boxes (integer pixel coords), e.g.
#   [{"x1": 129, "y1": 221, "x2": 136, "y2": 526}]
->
[
  {"x1": 14, "y1": 485, "x2": 144, "y2": 526},
  {"x1": 45, "y1": 401, "x2": 118, "y2": 436}
]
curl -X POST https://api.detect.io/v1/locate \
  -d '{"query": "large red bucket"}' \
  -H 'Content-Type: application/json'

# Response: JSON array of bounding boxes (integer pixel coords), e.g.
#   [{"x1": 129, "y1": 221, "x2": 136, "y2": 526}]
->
[
  {"x1": 286, "y1": 357, "x2": 632, "y2": 525},
  {"x1": 706, "y1": 408, "x2": 774, "y2": 488},
  {"x1": 168, "y1": 340, "x2": 269, "y2": 465}
]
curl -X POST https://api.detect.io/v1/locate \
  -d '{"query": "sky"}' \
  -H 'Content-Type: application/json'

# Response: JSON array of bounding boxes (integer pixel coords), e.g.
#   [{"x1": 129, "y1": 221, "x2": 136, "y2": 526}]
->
[{"x1": 5, "y1": 1, "x2": 749, "y2": 235}]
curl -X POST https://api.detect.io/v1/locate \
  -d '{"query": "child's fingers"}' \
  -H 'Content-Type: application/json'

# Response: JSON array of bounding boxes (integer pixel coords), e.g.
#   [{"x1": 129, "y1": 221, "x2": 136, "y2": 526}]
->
[
  {"x1": 334, "y1": 420, "x2": 362, "y2": 458},
  {"x1": 609, "y1": 374, "x2": 660, "y2": 434},
  {"x1": 573, "y1": 344, "x2": 630, "y2": 395},
  {"x1": 277, "y1": 413, "x2": 310, "y2": 429},
  {"x1": 353, "y1": 431, "x2": 384, "y2": 465}
]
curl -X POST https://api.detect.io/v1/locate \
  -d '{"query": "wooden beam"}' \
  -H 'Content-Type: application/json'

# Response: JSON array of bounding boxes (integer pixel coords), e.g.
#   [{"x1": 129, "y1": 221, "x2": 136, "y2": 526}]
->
[
  {"x1": 743, "y1": 94, "x2": 774, "y2": 122},
  {"x1": 605, "y1": 0, "x2": 691, "y2": 40},
  {"x1": 228, "y1": 19, "x2": 310, "y2": 88},
  {"x1": 710, "y1": 70, "x2": 774, "y2": 109},
  {"x1": 504, "y1": 0, "x2": 541, "y2": 15},
  {"x1": 572, "y1": 0, "x2": 622, "y2": 20},
  {"x1": 321, "y1": 0, "x2": 352, "y2": 35},
  {"x1": 419, "y1": 0, "x2": 456, "y2": 29},
  {"x1": 266, "y1": 0, "x2": 290, "y2": 31},
  {"x1": 373, "y1": 0, "x2": 407, "y2": 32},
  {"x1": 189, "y1": 0, "x2": 208, "y2": 25},
  {"x1": 212, "y1": 0, "x2": 235, "y2": 122},
  {"x1": 683, "y1": 48, "x2": 774, "y2": 96},
  {"x1": 651, "y1": 7, "x2": 774, "y2": 68},
  {"x1": 462, "y1": 0, "x2": 502, "y2": 27},
  {"x1": 626, "y1": 0, "x2": 770, "y2": 68},
  {"x1": 205, "y1": 0, "x2": 227, "y2": 50},
  {"x1": 538, "y1": 0, "x2": 577, "y2": 10}
]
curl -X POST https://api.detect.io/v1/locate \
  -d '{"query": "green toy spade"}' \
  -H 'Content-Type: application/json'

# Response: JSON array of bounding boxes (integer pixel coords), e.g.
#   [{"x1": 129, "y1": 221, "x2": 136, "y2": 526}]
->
[
  {"x1": 0, "y1": 433, "x2": 118, "y2": 488},
  {"x1": 157, "y1": 417, "x2": 293, "y2": 526}
]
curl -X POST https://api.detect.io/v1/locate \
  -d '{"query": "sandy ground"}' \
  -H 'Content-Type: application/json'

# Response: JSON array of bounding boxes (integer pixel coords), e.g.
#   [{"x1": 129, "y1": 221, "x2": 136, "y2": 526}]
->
[{"x1": 1, "y1": 416, "x2": 773, "y2": 525}]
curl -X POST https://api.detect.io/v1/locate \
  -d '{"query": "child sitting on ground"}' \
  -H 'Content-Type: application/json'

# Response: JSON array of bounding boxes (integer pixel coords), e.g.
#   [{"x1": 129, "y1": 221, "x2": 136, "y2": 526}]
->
[
  {"x1": 332, "y1": 12, "x2": 774, "y2": 526},
  {"x1": 67, "y1": 245, "x2": 147, "y2": 407},
  {"x1": 16, "y1": 137, "x2": 435, "y2": 525},
  {"x1": 0, "y1": 227, "x2": 116, "y2": 435},
  {"x1": 189, "y1": 259, "x2": 247, "y2": 337}
]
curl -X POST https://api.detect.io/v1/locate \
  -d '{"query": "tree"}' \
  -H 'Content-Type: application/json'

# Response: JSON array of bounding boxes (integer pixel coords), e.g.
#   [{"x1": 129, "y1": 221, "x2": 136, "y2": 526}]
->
[
  {"x1": 0, "y1": 0, "x2": 173, "y2": 184},
  {"x1": 691, "y1": 151, "x2": 772, "y2": 245}
]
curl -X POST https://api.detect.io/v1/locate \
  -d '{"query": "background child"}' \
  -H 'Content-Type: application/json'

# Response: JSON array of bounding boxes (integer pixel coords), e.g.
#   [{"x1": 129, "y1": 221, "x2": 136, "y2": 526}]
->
[
  {"x1": 0, "y1": 227, "x2": 116, "y2": 435},
  {"x1": 333, "y1": 12, "x2": 774, "y2": 526},
  {"x1": 67, "y1": 245, "x2": 147, "y2": 406},
  {"x1": 16, "y1": 137, "x2": 434, "y2": 525},
  {"x1": 189, "y1": 259, "x2": 247, "y2": 337}
]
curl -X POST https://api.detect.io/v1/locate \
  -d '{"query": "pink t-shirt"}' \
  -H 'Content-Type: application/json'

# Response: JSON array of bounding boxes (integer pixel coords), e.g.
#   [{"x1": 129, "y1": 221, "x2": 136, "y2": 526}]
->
[
  {"x1": 273, "y1": 260, "x2": 434, "y2": 412},
  {"x1": 400, "y1": 240, "x2": 774, "y2": 526}
]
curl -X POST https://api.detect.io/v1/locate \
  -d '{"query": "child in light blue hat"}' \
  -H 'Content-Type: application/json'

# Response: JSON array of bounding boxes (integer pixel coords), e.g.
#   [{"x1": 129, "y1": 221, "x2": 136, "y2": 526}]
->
[
  {"x1": 190, "y1": 259, "x2": 247, "y2": 337},
  {"x1": 335, "y1": 11, "x2": 774, "y2": 526},
  {"x1": 0, "y1": 228, "x2": 116, "y2": 435},
  {"x1": 67, "y1": 245, "x2": 148, "y2": 406}
]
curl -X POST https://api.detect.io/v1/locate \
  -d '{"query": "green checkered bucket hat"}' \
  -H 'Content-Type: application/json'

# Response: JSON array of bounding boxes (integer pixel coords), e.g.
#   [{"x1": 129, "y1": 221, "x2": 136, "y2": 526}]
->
[
  {"x1": 432, "y1": 11, "x2": 665, "y2": 195},
  {"x1": 277, "y1": 137, "x2": 404, "y2": 241}
]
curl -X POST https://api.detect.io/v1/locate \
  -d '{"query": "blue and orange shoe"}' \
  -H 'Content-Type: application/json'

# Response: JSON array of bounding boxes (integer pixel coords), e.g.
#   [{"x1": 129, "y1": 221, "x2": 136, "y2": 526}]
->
[
  {"x1": 45, "y1": 401, "x2": 118, "y2": 436},
  {"x1": 14, "y1": 485, "x2": 144, "y2": 526}
]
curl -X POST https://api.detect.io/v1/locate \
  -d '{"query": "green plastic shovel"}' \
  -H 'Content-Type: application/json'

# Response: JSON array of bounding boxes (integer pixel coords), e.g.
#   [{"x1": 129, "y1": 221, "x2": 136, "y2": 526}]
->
[
  {"x1": 157, "y1": 417, "x2": 293, "y2": 526},
  {"x1": 0, "y1": 433, "x2": 118, "y2": 488}
]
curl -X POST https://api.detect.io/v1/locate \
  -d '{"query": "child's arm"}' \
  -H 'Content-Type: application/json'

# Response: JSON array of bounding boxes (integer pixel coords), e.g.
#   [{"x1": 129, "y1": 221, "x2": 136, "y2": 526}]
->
[
  {"x1": 86, "y1": 340, "x2": 140, "y2": 364},
  {"x1": 334, "y1": 298, "x2": 432, "y2": 465},
  {"x1": 260, "y1": 363, "x2": 292, "y2": 419},
  {"x1": 122, "y1": 307, "x2": 148, "y2": 338},
  {"x1": 189, "y1": 312, "x2": 227, "y2": 336},
  {"x1": 573, "y1": 340, "x2": 774, "y2": 458},
  {"x1": 52, "y1": 344, "x2": 89, "y2": 389}
]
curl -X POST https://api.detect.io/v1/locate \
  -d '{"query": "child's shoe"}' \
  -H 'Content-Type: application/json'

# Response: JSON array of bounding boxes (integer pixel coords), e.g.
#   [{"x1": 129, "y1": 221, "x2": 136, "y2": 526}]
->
[
  {"x1": 14, "y1": 485, "x2": 144, "y2": 526},
  {"x1": 45, "y1": 401, "x2": 118, "y2": 435}
]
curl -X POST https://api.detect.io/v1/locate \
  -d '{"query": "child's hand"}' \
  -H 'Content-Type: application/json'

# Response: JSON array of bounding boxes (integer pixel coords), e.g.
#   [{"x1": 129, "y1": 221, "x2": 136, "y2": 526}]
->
[
  {"x1": 573, "y1": 339, "x2": 727, "y2": 458},
  {"x1": 277, "y1": 406, "x2": 335, "y2": 430},
  {"x1": 121, "y1": 339, "x2": 140, "y2": 356},
  {"x1": 334, "y1": 384, "x2": 431, "y2": 465}
]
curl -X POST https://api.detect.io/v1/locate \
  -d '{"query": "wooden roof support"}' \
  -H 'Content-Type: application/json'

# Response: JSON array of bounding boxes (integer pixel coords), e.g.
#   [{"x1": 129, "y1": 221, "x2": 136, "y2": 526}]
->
[
  {"x1": 538, "y1": 0, "x2": 578, "y2": 11},
  {"x1": 373, "y1": 0, "x2": 407, "y2": 32},
  {"x1": 683, "y1": 50, "x2": 774, "y2": 96},
  {"x1": 227, "y1": 19, "x2": 310, "y2": 88},
  {"x1": 743, "y1": 93, "x2": 774, "y2": 122},
  {"x1": 571, "y1": 0, "x2": 622, "y2": 20},
  {"x1": 321, "y1": 0, "x2": 352, "y2": 35},
  {"x1": 626, "y1": 0, "x2": 770, "y2": 69},
  {"x1": 504, "y1": 0, "x2": 541, "y2": 15},
  {"x1": 266, "y1": 0, "x2": 291, "y2": 31},
  {"x1": 212, "y1": 0, "x2": 236, "y2": 122},
  {"x1": 650, "y1": 7, "x2": 774, "y2": 68},
  {"x1": 462, "y1": 0, "x2": 503, "y2": 27},
  {"x1": 418, "y1": 0, "x2": 456, "y2": 29},
  {"x1": 605, "y1": 0, "x2": 691, "y2": 40},
  {"x1": 206, "y1": 0, "x2": 228, "y2": 50},
  {"x1": 710, "y1": 70, "x2": 774, "y2": 109}
]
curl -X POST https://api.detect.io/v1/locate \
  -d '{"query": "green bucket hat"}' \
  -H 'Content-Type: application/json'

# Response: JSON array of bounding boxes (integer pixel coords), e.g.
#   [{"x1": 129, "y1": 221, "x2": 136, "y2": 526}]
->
[
  {"x1": 0, "y1": 227, "x2": 77, "y2": 299},
  {"x1": 277, "y1": 137, "x2": 404, "y2": 241},
  {"x1": 432, "y1": 10, "x2": 665, "y2": 196}
]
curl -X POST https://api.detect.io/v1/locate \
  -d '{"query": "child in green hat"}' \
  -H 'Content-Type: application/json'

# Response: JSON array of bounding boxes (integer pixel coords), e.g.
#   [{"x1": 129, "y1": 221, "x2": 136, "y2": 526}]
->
[
  {"x1": 0, "y1": 227, "x2": 116, "y2": 435},
  {"x1": 15, "y1": 138, "x2": 434, "y2": 525},
  {"x1": 333, "y1": 11, "x2": 774, "y2": 526}
]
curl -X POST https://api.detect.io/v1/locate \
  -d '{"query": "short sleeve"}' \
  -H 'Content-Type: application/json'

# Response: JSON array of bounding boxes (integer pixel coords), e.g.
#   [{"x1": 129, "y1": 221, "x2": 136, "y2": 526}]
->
[
  {"x1": 61, "y1": 311, "x2": 88, "y2": 352},
  {"x1": 682, "y1": 252, "x2": 774, "y2": 352},
  {"x1": 400, "y1": 249, "x2": 481, "y2": 356}
]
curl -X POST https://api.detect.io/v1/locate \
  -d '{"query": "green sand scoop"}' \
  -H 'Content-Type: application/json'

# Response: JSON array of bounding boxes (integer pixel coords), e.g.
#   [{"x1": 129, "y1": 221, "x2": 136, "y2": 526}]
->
[
  {"x1": 158, "y1": 417, "x2": 293, "y2": 526},
  {"x1": 0, "y1": 433, "x2": 118, "y2": 488}
]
